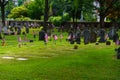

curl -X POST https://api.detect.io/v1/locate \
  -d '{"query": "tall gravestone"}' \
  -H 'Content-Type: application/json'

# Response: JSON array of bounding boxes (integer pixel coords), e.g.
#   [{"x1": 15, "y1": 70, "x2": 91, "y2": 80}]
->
[
  {"x1": 98, "y1": 29, "x2": 106, "y2": 43},
  {"x1": 69, "y1": 31, "x2": 75, "y2": 44},
  {"x1": 113, "y1": 32, "x2": 119, "y2": 42},
  {"x1": 39, "y1": 30, "x2": 45, "y2": 41},
  {"x1": 75, "y1": 30, "x2": 81, "y2": 44},
  {"x1": 116, "y1": 47, "x2": 120, "y2": 59},
  {"x1": 90, "y1": 28, "x2": 97, "y2": 43},
  {"x1": 108, "y1": 27, "x2": 116, "y2": 40},
  {"x1": 83, "y1": 27, "x2": 90, "y2": 45}
]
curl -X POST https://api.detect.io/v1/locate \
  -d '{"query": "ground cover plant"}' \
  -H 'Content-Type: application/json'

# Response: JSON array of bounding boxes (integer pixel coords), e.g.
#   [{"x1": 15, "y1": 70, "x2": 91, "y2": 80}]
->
[{"x1": 0, "y1": 28, "x2": 119, "y2": 80}]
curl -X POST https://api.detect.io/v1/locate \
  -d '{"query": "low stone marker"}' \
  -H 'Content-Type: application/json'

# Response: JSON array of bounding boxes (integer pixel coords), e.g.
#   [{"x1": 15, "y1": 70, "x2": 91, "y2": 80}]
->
[
  {"x1": 2, "y1": 56, "x2": 28, "y2": 61},
  {"x1": 2, "y1": 56, "x2": 14, "y2": 59},
  {"x1": 16, "y1": 58, "x2": 28, "y2": 61}
]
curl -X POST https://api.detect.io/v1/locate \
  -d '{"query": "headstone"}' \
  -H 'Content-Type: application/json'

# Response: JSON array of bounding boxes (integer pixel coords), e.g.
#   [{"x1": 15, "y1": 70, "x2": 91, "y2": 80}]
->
[
  {"x1": 95, "y1": 42, "x2": 99, "y2": 45},
  {"x1": 98, "y1": 29, "x2": 106, "y2": 43},
  {"x1": 39, "y1": 30, "x2": 45, "y2": 41},
  {"x1": 116, "y1": 47, "x2": 120, "y2": 59},
  {"x1": 75, "y1": 31, "x2": 81, "y2": 44},
  {"x1": 83, "y1": 27, "x2": 90, "y2": 44},
  {"x1": 26, "y1": 27, "x2": 29, "y2": 33},
  {"x1": 90, "y1": 29, "x2": 97, "y2": 43},
  {"x1": 69, "y1": 32, "x2": 75, "y2": 44},
  {"x1": 3, "y1": 27, "x2": 8, "y2": 35},
  {"x1": 17, "y1": 27, "x2": 21, "y2": 35},
  {"x1": 106, "y1": 41, "x2": 111, "y2": 45},
  {"x1": 108, "y1": 27, "x2": 116, "y2": 40},
  {"x1": 113, "y1": 33, "x2": 119, "y2": 42}
]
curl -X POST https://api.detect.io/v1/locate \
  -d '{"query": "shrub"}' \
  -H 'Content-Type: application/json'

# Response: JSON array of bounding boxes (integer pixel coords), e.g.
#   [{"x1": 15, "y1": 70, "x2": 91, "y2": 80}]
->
[
  {"x1": 49, "y1": 16, "x2": 62, "y2": 26},
  {"x1": 15, "y1": 16, "x2": 31, "y2": 21},
  {"x1": 62, "y1": 12, "x2": 70, "y2": 22},
  {"x1": 8, "y1": 6, "x2": 28, "y2": 19}
]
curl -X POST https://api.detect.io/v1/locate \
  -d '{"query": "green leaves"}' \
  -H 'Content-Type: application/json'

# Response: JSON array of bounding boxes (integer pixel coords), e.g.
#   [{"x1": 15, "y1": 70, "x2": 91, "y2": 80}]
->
[
  {"x1": 8, "y1": 6, "x2": 28, "y2": 19},
  {"x1": 49, "y1": 16, "x2": 62, "y2": 26},
  {"x1": 26, "y1": 0, "x2": 44, "y2": 19}
]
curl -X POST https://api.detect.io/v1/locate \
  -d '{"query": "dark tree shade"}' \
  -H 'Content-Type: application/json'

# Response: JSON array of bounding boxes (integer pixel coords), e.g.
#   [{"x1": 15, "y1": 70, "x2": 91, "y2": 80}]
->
[
  {"x1": 0, "y1": 0, "x2": 8, "y2": 27},
  {"x1": 44, "y1": 0, "x2": 49, "y2": 32},
  {"x1": 97, "y1": 0, "x2": 118, "y2": 27}
]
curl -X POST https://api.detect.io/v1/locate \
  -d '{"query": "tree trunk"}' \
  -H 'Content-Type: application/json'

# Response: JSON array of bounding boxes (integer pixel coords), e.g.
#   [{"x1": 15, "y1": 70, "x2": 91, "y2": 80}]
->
[
  {"x1": 44, "y1": 0, "x2": 49, "y2": 32},
  {"x1": 1, "y1": 6, "x2": 5, "y2": 27},
  {"x1": 100, "y1": 14, "x2": 105, "y2": 28},
  {"x1": 0, "y1": 6, "x2": 5, "y2": 39},
  {"x1": 72, "y1": 9, "x2": 75, "y2": 32}
]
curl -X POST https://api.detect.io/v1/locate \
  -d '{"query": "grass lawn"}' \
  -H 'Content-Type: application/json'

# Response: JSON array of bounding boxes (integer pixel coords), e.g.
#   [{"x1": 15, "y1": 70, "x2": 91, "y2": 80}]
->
[{"x1": 0, "y1": 29, "x2": 119, "y2": 80}]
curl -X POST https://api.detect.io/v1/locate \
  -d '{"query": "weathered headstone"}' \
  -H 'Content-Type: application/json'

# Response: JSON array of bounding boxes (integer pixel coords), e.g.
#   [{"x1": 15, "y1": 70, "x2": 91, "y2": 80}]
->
[
  {"x1": 17, "y1": 27, "x2": 21, "y2": 35},
  {"x1": 69, "y1": 32, "x2": 75, "y2": 44},
  {"x1": 116, "y1": 47, "x2": 120, "y2": 59},
  {"x1": 3, "y1": 27, "x2": 8, "y2": 35},
  {"x1": 113, "y1": 33, "x2": 119, "y2": 42},
  {"x1": 26, "y1": 27, "x2": 29, "y2": 33},
  {"x1": 106, "y1": 41, "x2": 111, "y2": 45},
  {"x1": 98, "y1": 29, "x2": 106, "y2": 43},
  {"x1": 83, "y1": 28, "x2": 90, "y2": 44},
  {"x1": 39, "y1": 30, "x2": 45, "y2": 41},
  {"x1": 90, "y1": 29, "x2": 97, "y2": 43},
  {"x1": 75, "y1": 31, "x2": 81, "y2": 44},
  {"x1": 108, "y1": 27, "x2": 116, "y2": 40}
]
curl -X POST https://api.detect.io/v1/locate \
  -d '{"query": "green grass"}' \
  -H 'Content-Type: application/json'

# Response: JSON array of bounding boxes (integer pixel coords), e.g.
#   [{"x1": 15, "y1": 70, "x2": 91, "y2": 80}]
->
[{"x1": 0, "y1": 29, "x2": 119, "y2": 80}]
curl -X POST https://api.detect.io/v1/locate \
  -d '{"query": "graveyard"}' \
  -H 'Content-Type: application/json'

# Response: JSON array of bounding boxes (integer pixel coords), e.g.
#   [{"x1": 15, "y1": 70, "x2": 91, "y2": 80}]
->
[
  {"x1": 0, "y1": 0, "x2": 120, "y2": 80},
  {"x1": 0, "y1": 27, "x2": 119, "y2": 80}
]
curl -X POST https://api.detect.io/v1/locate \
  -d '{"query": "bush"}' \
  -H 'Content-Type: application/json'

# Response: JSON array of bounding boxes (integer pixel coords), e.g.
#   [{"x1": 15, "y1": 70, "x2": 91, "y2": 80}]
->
[
  {"x1": 62, "y1": 12, "x2": 70, "y2": 22},
  {"x1": 8, "y1": 6, "x2": 28, "y2": 19},
  {"x1": 49, "y1": 16, "x2": 62, "y2": 26},
  {"x1": 15, "y1": 16, "x2": 31, "y2": 21},
  {"x1": 48, "y1": 13, "x2": 70, "y2": 26}
]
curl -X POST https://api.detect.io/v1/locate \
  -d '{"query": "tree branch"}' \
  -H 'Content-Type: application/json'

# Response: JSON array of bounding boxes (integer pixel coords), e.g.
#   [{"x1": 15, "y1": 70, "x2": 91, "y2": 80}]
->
[
  {"x1": 4, "y1": 1, "x2": 8, "y2": 6},
  {"x1": 104, "y1": 0, "x2": 117, "y2": 16}
]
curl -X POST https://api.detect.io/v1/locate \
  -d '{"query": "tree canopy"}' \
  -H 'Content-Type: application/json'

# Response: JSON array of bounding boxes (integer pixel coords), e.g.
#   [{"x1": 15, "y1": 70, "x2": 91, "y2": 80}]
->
[{"x1": 1, "y1": 0, "x2": 120, "y2": 26}]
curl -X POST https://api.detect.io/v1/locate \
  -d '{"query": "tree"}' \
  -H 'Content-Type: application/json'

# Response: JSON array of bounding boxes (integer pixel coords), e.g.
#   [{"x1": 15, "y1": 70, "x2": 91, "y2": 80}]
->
[
  {"x1": 43, "y1": 0, "x2": 49, "y2": 32},
  {"x1": 107, "y1": 10, "x2": 120, "y2": 22},
  {"x1": 8, "y1": 6, "x2": 28, "y2": 19},
  {"x1": 72, "y1": 0, "x2": 94, "y2": 29},
  {"x1": 0, "y1": 0, "x2": 8, "y2": 27},
  {"x1": 25, "y1": 0, "x2": 44, "y2": 20},
  {"x1": 97, "y1": 0, "x2": 120, "y2": 27},
  {"x1": 18, "y1": 0, "x2": 25, "y2": 6},
  {"x1": 107, "y1": 0, "x2": 120, "y2": 22}
]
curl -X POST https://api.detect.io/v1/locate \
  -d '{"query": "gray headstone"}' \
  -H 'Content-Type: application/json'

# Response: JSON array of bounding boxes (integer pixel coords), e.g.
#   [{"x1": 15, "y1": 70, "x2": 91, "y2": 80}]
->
[
  {"x1": 98, "y1": 29, "x2": 106, "y2": 43},
  {"x1": 83, "y1": 28, "x2": 90, "y2": 44},
  {"x1": 90, "y1": 29, "x2": 97, "y2": 43}
]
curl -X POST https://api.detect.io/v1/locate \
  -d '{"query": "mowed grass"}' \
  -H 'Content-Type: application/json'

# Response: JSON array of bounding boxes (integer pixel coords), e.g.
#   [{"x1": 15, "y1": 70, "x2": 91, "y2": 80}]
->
[{"x1": 0, "y1": 29, "x2": 119, "y2": 80}]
